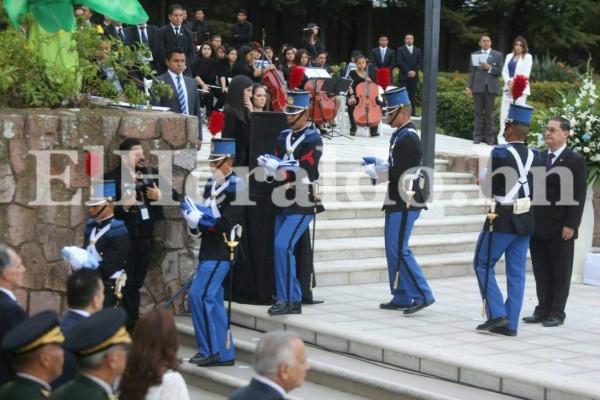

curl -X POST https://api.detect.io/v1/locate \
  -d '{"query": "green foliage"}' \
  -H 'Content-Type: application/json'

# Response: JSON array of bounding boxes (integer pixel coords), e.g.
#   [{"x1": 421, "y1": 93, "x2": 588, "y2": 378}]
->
[
  {"x1": 436, "y1": 90, "x2": 476, "y2": 139},
  {"x1": 530, "y1": 55, "x2": 581, "y2": 83},
  {"x1": 0, "y1": 17, "x2": 169, "y2": 109}
]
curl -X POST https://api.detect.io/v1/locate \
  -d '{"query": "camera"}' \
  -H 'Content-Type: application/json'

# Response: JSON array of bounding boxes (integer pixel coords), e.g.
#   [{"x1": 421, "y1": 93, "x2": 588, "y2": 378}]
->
[{"x1": 123, "y1": 168, "x2": 153, "y2": 200}]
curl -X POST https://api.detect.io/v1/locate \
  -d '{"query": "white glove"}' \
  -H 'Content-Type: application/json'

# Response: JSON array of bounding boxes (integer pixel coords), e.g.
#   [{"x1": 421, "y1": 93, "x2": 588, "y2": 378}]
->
[
  {"x1": 277, "y1": 160, "x2": 300, "y2": 172},
  {"x1": 364, "y1": 164, "x2": 379, "y2": 183},
  {"x1": 257, "y1": 155, "x2": 279, "y2": 178},
  {"x1": 61, "y1": 246, "x2": 99, "y2": 271},
  {"x1": 181, "y1": 196, "x2": 203, "y2": 230}
]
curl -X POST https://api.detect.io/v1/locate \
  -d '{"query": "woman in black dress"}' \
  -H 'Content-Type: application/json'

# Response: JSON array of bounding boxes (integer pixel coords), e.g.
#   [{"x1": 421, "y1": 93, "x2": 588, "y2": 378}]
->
[
  {"x1": 346, "y1": 54, "x2": 379, "y2": 137},
  {"x1": 300, "y1": 23, "x2": 325, "y2": 62},
  {"x1": 190, "y1": 42, "x2": 224, "y2": 113}
]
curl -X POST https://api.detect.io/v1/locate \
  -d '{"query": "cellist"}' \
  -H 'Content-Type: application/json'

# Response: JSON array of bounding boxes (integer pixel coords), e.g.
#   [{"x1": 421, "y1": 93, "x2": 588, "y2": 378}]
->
[{"x1": 346, "y1": 54, "x2": 380, "y2": 137}]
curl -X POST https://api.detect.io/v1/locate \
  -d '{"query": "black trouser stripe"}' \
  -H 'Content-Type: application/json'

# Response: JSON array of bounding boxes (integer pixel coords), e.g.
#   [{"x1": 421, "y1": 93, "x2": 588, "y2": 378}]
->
[
  {"x1": 473, "y1": 231, "x2": 494, "y2": 317},
  {"x1": 285, "y1": 215, "x2": 308, "y2": 302},
  {"x1": 400, "y1": 257, "x2": 427, "y2": 301},
  {"x1": 201, "y1": 261, "x2": 221, "y2": 355}
]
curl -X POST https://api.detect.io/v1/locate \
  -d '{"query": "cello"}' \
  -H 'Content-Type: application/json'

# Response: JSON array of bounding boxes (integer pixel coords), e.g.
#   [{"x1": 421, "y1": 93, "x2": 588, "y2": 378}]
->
[
  {"x1": 304, "y1": 78, "x2": 337, "y2": 124},
  {"x1": 251, "y1": 42, "x2": 287, "y2": 112},
  {"x1": 353, "y1": 63, "x2": 382, "y2": 128}
]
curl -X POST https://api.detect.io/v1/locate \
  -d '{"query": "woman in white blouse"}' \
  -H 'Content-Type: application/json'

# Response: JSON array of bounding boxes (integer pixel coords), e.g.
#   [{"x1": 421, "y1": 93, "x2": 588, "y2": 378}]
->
[
  {"x1": 498, "y1": 36, "x2": 533, "y2": 143},
  {"x1": 118, "y1": 309, "x2": 190, "y2": 400}
]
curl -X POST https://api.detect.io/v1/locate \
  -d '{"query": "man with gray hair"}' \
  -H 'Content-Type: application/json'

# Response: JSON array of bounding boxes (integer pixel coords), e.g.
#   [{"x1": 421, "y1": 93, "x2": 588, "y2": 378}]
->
[
  {"x1": 0, "y1": 244, "x2": 28, "y2": 385},
  {"x1": 229, "y1": 331, "x2": 310, "y2": 399}
]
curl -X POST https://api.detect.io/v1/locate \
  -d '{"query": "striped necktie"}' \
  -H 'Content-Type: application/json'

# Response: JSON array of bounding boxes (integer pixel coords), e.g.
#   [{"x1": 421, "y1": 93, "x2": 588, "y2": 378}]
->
[{"x1": 176, "y1": 75, "x2": 188, "y2": 114}]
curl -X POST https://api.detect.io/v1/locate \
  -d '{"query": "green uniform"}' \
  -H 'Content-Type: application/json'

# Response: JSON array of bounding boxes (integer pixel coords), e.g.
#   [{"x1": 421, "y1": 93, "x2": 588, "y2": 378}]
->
[
  {"x1": 0, "y1": 376, "x2": 51, "y2": 400},
  {"x1": 50, "y1": 374, "x2": 112, "y2": 400}
]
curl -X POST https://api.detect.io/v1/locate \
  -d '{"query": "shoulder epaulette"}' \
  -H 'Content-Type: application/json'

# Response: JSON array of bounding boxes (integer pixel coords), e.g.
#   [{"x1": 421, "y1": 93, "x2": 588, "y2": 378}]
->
[
  {"x1": 278, "y1": 129, "x2": 293, "y2": 141},
  {"x1": 492, "y1": 144, "x2": 510, "y2": 159},
  {"x1": 107, "y1": 219, "x2": 128, "y2": 237},
  {"x1": 528, "y1": 146, "x2": 541, "y2": 160},
  {"x1": 224, "y1": 175, "x2": 246, "y2": 193}
]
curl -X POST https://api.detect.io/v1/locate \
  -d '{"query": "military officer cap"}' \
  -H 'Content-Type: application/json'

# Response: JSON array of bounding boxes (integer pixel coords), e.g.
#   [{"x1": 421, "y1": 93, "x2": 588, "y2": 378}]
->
[
  {"x1": 1, "y1": 310, "x2": 64, "y2": 355},
  {"x1": 62, "y1": 308, "x2": 131, "y2": 357},
  {"x1": 384, "y1": 87, "x2": 410, "y2": 115},
  {"x1": 86, "y1": 180, "x2": 117, "y2": 206},
  {"x1": 505, "y1": 103, "x2": 534, "y2": 126},
  {"x1": 208, "y1": 138, "x2": 236, "y2": 162},
  {"x1": 285, "y1": 90, "x2": 311, "y2": 115}
]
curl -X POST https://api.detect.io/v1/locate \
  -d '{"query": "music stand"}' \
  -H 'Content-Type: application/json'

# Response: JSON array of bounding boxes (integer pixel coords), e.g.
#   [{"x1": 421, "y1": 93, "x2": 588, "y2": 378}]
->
[
  {"x1": 321, "y1": 77, "x2": 353, "y2": 139},
  {"x1": 303, "y1": 68, "x2": 331, "y2": 138}
]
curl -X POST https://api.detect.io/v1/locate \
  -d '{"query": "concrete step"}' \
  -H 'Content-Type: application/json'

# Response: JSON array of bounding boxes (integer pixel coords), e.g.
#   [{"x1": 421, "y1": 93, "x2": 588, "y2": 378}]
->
[
  {"x1": 319, "y1": 158, "x2": 450, "y2": 173},
  {"x1": 319, "y1": 184, "x2": 480, "y2": 202},
  {"x1": 188, "y1": 385, "x2": 227, "y2": 400},
  {"x1": 315, "y1": 215, "x2": 483, "y2": 239},
  {"x1": 176, "y1": 321, "x2": 516, "y2": 400},
  {"x1": 313, "y1": 233, "x2": 480, "y2": 262},
  {"x1": 315, "y1": 171, "x2": 474, "y2": 186}
]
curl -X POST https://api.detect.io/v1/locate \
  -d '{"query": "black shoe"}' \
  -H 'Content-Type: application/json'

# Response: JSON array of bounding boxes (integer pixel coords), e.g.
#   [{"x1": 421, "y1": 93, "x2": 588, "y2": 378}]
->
[
  {"x1": 370, "y1": 132, "x2": 380, "y2": 137},
  {"x1": 319, "y1": 128, "x2": 328, "y2": 136},
  {"x1": 522, "y1": 314, "x2": 547, "y2": 324},
  {"x1": 473, "y1": 140, "x2": 481, "y2": 144},
  {"x1": 198, "y1": 357, "x2": 235, "y2": 367},
  {"x1": 268, "y1": 301, "x2": 301, "y2": 315},
  {"x1": 191, "y1": 353, "x2": 218, "y2": 366},
  {"x1": 302, "y1": 298, "x2": 325, "y2": 305},
  {"x1": 542, "y1": 317, "x2": 564, "y2": 327},
  {"x1": 486, "y1": 141, "x2": 495, "y2": 146},
  {"x1": 189, "y1": 353, "x2": 210, "y2": 364},
  {"x1": 379, "y1": 301, "x2": 413, "y2": 310},
  {"x1": 476, "y1": 316, "x2": 508, "y2": 331},
  {"x1": 490, "y1": 327, "x2": 517, "y2": 337},
  {"x1": 403, "y1": 299, "x2": 435, "y2": 315},
  {"x1": 350, "y1": 128, "x2": 357, "y2": 136}
]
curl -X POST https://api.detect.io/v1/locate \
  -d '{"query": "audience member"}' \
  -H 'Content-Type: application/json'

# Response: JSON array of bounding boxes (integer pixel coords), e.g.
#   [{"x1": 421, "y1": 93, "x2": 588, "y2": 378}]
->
[
  {"x1": 0, "y1": 244, "x2": 28, "y2": 385},
  {"x1": 0, "y1": 311, "x2": 64, "y2": 400},
  {"x1": 300, "y1": 23, "x2": 324, "y2": 62},
  {"x1": 369, "y1": 35, "x2": 395, "y2": 75},
  {"x1": 466, "y1": 35, "x2": 504, "y2": 145},
  {"x1": 228, "y1": 331, "x2": 309, "y2": 400},
  {"x1": 396, "y1": 33, "x2": 422, "y2": 116},
  {"x1": 251, "y1": 83, "x2": 270, "y2": 112},
  {"x1": 191, "y1": 42, "x2": 225, "y2": 114},
  {"x1": 230, "y1": 9, "x2": 253, "y2": 49},
  {"x1": 119, "y1": 309, "x2": 190, "y2": 399},
  {"x1": 221, "y1": 75, "x2": 253, "y2": 166},
  {"x1": 191, "y1": 8, "x2": 214, "y2": 45},
  {"x1": 154, "y1": 4, "x2": 195, "y2": 76}
]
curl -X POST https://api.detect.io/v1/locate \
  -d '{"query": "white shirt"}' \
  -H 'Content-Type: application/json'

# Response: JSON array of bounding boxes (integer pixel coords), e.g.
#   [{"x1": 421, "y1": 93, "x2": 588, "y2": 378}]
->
[
  {"x1": 254, "y1": 375, "x2": 286, "y2": 398},
  {"x1": 0, "y1": 287, "x2": 16, "y2": 302},
  {"x1": 68, "y1": 309, "x2": 90, "y2": 318},
  {"x1": 145, "y1": 370, "x2": 190, "y2": 400},
  {"x1": 548, "y1": 143, "x2": 567, "y2": 165},
  {"x1": 167, "y1": 70, "x2": 189, "y2": 114},
  {"x1": 171, "y1": 24, "x2": 181, "y2": 35},
  {"x1": 406, "y1": 45, "x2": 413, "y2": 54}
]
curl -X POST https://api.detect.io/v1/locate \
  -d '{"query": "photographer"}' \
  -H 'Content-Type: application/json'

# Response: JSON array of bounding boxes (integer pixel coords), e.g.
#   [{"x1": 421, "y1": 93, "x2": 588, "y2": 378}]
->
[{"x1": 104, "y1": 138, "x2": 177, "y2": 331}]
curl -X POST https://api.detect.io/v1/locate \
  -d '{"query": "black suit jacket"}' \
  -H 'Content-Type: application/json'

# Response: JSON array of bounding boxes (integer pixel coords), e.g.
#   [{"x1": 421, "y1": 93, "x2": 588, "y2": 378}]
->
[
  {"x1": 124, "y1": 25, "x2": 157, "y2": 52},
  {"x1": 0, "y1": 290, "x2": 27, "y2": 385},
  {"x1": 52, "y1": 311, "x2": 87, "y2": 389},
  {"x1": 229, "y1": 378, "x2": 285, "y2": 400},
  {"x1": 533, "y1": 147, "x2": 587, "y2": 240},
  {"x1": 369, "y1": 47, "x2": 395, "y2": 71},
  {"x1": 153, "y1": 72, "x2": 203, "y2": 141},
  {"x1": 396, "y1": 45, "x2": 422, "y2": 81},
  {"x1": 154, "y1": 24, "x2": 195, "y2": 75}
]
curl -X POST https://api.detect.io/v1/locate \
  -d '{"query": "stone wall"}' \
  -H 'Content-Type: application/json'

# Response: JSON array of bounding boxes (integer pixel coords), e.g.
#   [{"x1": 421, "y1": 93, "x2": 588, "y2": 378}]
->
[{"x1": 0, "y1": 108, "x2": 198, "y2": 314}]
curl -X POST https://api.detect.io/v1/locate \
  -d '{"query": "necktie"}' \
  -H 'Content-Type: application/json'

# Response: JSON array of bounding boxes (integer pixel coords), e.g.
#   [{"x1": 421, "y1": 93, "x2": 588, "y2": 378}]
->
[
  {"x1": 381, "y1": 48, "x2": 385, "y2": 62},
  {"x1": 176, "y1": 76, "x2": 188, "y2": 115},
  {"x1": 546, "y1": 153, "x2": 555, "y2": 170},
  {"x1": 483, "y1": 51, "x2": 489, "y2": 62},
  {"x1": 140, "y1": 26, "x2": 149, "y2": 46},
  {"x1": 175, "y1": 27, "x2": 180, "y2": 36},
  {"x1": 118, "y1": 27, "x2": 125, "y2": 41}
]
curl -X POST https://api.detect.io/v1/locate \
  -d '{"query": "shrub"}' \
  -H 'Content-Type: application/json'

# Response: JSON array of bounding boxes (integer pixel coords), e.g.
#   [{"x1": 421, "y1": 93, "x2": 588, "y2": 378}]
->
[{"x1": 530, "y1": 54, "x2": 581, "y2": 83}]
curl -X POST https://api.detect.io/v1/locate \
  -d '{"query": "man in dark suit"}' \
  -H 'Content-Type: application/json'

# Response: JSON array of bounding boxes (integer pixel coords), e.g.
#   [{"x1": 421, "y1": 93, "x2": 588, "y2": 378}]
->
[
  {"x1": 523, "y1": 116, "x2": 587, "y2": 327},
  {"x1": 153, "y1": 48, "x2": 203, "y2": 147},
  {"x1": 0, "y1": 311, "x2": 64, "y2": 400},
  {"x1": 0, "y1": 244, "x2": 27, "y2": 385},
  {"x1": 230, "y1": 9, "x2": 253, "y2": 49},
  {"x1": 99, "y1": 16, "x2": 116, "y2": 38},
  {"x1": 154, "y1": 5, "x2": 195, "y2": 76},
  {"x1": 474, "y1": 104, "x2": 541, "y2": 337},
  {"x1": 191, "y1": 8, "x2": 215, "y2": 45},
  {"x1": 52, "y1": 269, "x2": 104, "y2": 389},
  {"x1": 229, "y1": 331, "x2": 309, "y2": 400},
  {"x1": 369, "y1": 35, "x2": 395, "y2": 76},
  {"x1": 396, "y1": 33, "x2": 422, "y2": 117},
  {"x1": 466, "y1": 35, "x2": 504, "y2": 145}
]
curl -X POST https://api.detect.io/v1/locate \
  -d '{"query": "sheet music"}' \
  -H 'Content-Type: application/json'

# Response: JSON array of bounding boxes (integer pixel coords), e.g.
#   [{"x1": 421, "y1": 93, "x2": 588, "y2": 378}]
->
[
  {"x1": 471, "y1": 54, "x2": 484, "y2": 66},
  {"x1": 304, "y1": 68, "x2": 331, "y2": 79}
]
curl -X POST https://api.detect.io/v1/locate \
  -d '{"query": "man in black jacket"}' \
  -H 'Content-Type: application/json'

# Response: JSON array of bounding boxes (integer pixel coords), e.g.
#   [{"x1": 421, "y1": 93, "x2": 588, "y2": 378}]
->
[
  {"x1": 396, "y1": 33, "x2": 422, "y2": 116},
  {"x1": 523, "y1": 116, "x2": 587, "y2": 327},
  {"x1": 230, "y1": 9, "x2": 253, "y2": 49},
  {"x1": 191, "y1": 8, "x2": 214, "y2": 45},
  {"x1": 154, "y1": 4, "x2": 195, "y2": 75},
  {"x1": 369, "y1": 35, "x2": 395, "y2": 75},
  {"x1": 104, "y1": 138, "x2": 172, "y2": 331}
]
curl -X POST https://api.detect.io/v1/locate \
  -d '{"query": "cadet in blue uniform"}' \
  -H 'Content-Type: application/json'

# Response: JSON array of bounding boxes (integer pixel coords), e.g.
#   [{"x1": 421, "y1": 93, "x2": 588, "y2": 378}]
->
[
  {"x1": 183, "y1": 139, "x2": 244, "y2": 367},
  {"x1": 258, "y1": 90, "x2": 325, "y2": 316},
  {"x1": 474, "y1": 103, "x2": 541, "y2": 336},
  {"x1": 364, "y1": 87, "x2": 435, "y2": 314},
  {"x1": 64, "y1": 181, "x2": 130, "y2": 308},
  {"x1": 0, "y1": 311, "x2": 64, "y2": 400}
]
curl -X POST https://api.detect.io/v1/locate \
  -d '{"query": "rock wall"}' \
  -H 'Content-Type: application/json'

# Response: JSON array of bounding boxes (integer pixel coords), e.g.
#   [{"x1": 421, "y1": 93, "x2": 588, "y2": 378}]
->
[{"x1": 0, "y1": 108, "x2": 198, "y2": 314}]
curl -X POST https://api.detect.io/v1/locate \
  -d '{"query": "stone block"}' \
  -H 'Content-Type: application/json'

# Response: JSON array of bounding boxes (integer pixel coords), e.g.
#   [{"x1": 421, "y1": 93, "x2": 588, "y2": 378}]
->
[
  {"x1": 173, "y1": 150, "x2": 196, "y2": 172},
  {"x1": 178, "y1": 251, "x2": 196, "y2": 284},
  {"x1": 69, "y1": 154, "x2": 90, "y2": 189},
  {"x1": 186, "y1": 117, "x2": 200, "y2": 145},
  {"x1": 2, "y1": 203, "x2": 36, "y2": 246},
  {"x1": 160, "y1": 116, "x2": 187, "y2": 147},
  {"x1": 13, "y1": 168, "x2": 37, "y2": 206},
  {"x1": 142, "y1": 265, "x2": 167, "y2": 304},
  {"x1": 9, "y1": 138, "x2": 28, "y2": 175},
  {"x1": 161, "y1": 251, "x2": 179, "y2": 283},
  {"x1": 29, "y1": 290, "x2": 62, "y2": 314},
  {"x1": 2, "y1": 114, "x2": 25, "y2": 139},
  {"x1": 118, "y1": 115, "x2": 158, "y2": 139},
  {"x1": 20, "y1": 242, "x2": 47, "y2": 290},
  {"x1": 165, "y1": 221, "x2": 185, "y2": 249},
  {"x1": 101, "y1": 116, "x2": 121, "y2": 147},
  {"x1": 27, "y1": 114, "x2": 59, "y2": 150},
  {"x1": 43, "y1": 262, "x2": 70, "y2": 291},
  {"x1": 39, "y1": 206, "x2": 71, "y2": 227},
  {"x1": 57, "y1": 113, "x2": 79, "y2": 148},
  {"x1": 70, "y1": 205, "x2": 88, "y2": 228},
  {"x1": 14, "y1": 288, "x2": 28, "y2": 310},
  {"x1": 172, "y1": 170, "x2": 185, "y2": 197},
  {"x1": 0, "y1": 164, "x2": 16, "y2": 203},
  {"x1": 37, "y1": 225, "x2": 75, "y2": 262}
]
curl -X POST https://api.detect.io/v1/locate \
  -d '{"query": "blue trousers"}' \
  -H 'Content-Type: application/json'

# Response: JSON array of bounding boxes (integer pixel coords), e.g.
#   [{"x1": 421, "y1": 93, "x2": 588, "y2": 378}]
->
[
  {"x1": 274, "y1": 213, "x2": 313, "y2": 302},
  {"x1": 474, "y1": 230, "x2": 530, "y2": 331},
  {"x1": 189, "y1": 260, "x2": 234, "y2": 361},
  {"x1": 384, "y1": 210, "x2": 434, "y2": 305}
]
